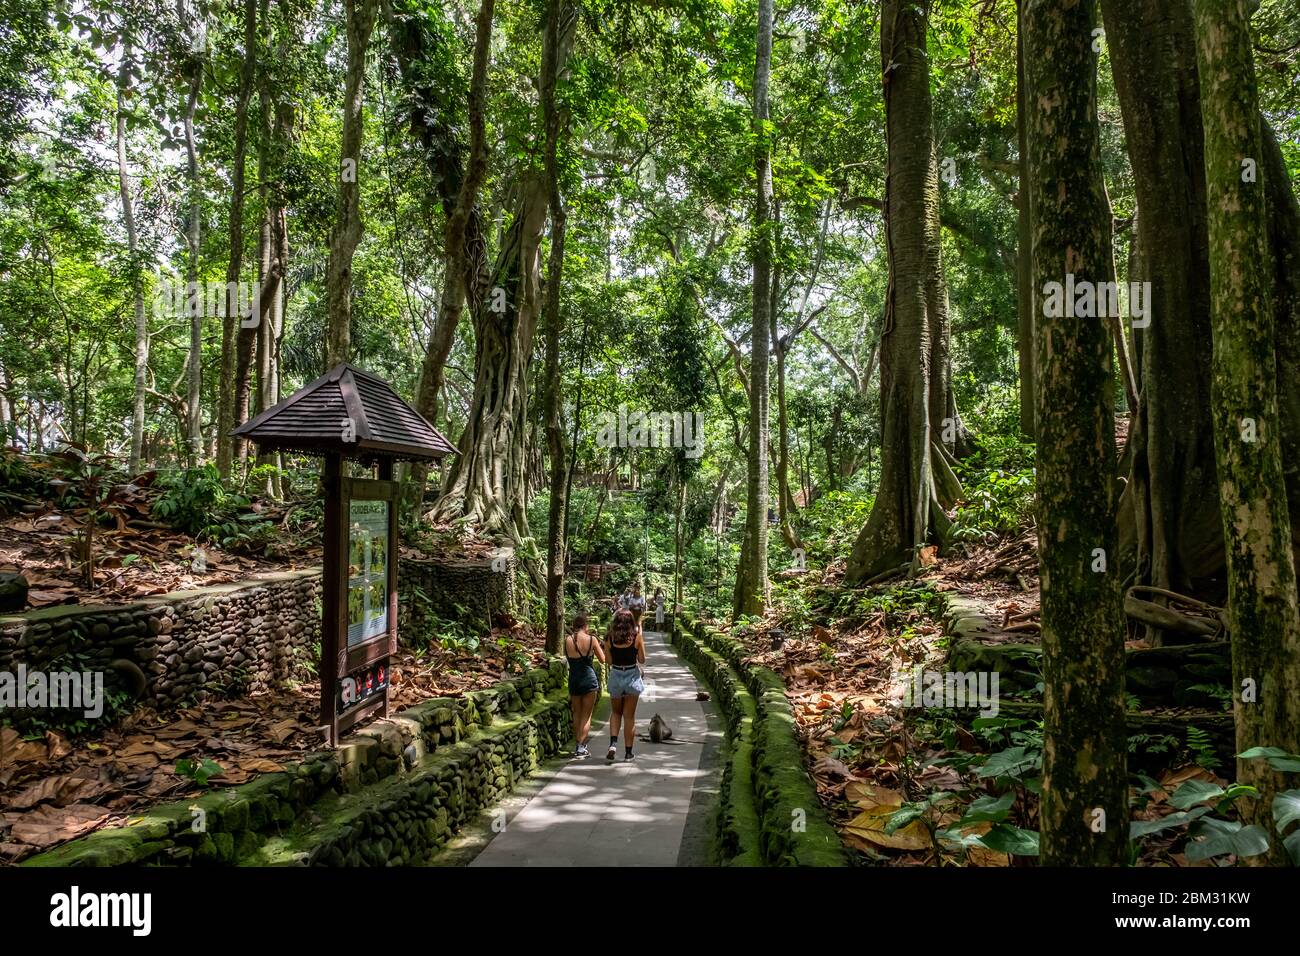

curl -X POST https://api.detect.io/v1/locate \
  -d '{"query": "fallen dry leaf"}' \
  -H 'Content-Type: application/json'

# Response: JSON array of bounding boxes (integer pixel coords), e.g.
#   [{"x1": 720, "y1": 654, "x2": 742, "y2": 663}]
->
[
  {"x1": 1, "y1": 727, "x2": 48, "y2": 763},
  {"x1": 9, "y1": 773, "x2": 110, "y2": 810},
  {"x1": 44, "y1": 730, "x2": 72, "y2": 760},
  {"x1": 236, "y1": 758, "x2": 283, "y2": 774},
  {"x1": 846, "y1": 780, "x2": 906, "y2": 810},
  {"x1": 813, "y1": 756, "x2": 855, "y2": 779},
  {"x1": 844, "y1": 808, "x2": 930, "y2": 851},
  {"x1": 9, "y1": 803, "x2": 111, "y2": 847},
  {"x1": 265, "y1": 719, "x2": 303, "y2": 745},
  {"x1": 25, "y1": 588, "x2": 77, "y2": 607}
]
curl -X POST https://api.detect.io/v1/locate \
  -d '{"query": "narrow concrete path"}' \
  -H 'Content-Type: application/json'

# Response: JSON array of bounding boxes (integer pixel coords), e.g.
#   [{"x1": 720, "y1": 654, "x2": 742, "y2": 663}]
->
[{"x1": 468, "y1": 630, "x2": 720, "y2": 867}]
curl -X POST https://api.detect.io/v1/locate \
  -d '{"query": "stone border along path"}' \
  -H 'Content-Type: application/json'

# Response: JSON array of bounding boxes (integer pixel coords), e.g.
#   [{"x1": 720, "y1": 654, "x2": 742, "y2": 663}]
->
[{"x1": 458, "y1": 630, "x2": 723, "y2": 867}]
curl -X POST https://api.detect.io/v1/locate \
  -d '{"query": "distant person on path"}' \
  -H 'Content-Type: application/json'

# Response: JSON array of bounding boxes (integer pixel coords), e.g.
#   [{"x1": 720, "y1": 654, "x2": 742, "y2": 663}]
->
[
  {"x1": 628, "y1": 582, "x2": 646, "y2": 632},
  {"x1": 565, "y1": 613, "x2": 605, "y2": 759},
  {"x1": 604, "y1": 608, "x2": 646, "y2": 761},
  {"x1": 653, "y1": 587, "x2": 665, "y2": 627}
]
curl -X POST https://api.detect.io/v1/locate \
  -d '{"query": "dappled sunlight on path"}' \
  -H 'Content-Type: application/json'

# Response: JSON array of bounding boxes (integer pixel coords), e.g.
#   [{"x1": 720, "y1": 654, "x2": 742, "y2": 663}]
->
[{"x1": 469, "y1": 630, "x2": 719, "y2": 867}]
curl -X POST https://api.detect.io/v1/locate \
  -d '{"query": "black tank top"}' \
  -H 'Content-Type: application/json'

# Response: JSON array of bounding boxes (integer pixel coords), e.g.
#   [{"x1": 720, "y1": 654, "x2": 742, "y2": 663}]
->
[
  {"x1": 610, "y1": 638, "x2": 638, "y2": 667},
  {"x1": 566, "y1": 634, "x2": 594, "y2": 665}
]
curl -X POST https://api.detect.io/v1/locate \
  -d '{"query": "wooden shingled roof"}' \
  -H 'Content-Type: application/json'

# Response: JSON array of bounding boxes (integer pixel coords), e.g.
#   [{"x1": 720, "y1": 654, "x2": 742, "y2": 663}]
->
[{"x1": 231, "y1": 363, "x2": 457, "y2": 461}]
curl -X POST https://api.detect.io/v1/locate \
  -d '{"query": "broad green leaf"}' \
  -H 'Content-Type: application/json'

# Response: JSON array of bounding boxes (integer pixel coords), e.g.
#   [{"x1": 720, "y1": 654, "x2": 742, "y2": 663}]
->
[
  {"x1": 1237, "y1": 747, "x2": 1300, "y2": 770},
  {"x1": 1135, "y1": 773, "x2": 1163, "y2": 795},
  {"x1": 976, "y1": 824, "x2": 1039, "y2": 856},
  {"x1": 884, "y1": 803, "x2": 927, "y2": 835},
  {"x1": 1236, "y1": 746, "x2": 1292, "y2": 759},
  {"x1": 957, "y1": 791, "x2": 1015, "y2": 827},
  {"x1": 1169, "y1": 778, "x2": 1225, "y2": 810},
  {"x1": 977, "y1": 745, "x2": 1040, "y2": 779},
  {"x1": 1185, "y1": 819, "x2": 1270, "y2": 862},
  {"x1": 935, "y1": 826, "x2": 986, "y2": 849},
  {"x1": 1273, "y1": 789, "x2": 1300, "y2": 834},
  {"x1": 1285, "y1": 829, "x2": 1300, "y2": 867},
  {"x1": 1129, "y1": 806, "x2": 1210, "y2": 840}
]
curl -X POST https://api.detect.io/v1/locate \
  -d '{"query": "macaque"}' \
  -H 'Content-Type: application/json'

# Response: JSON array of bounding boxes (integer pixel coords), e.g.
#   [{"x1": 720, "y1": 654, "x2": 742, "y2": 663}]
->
[{"x1": 647, "y1": 713, "x2": 672, "y2": 744}]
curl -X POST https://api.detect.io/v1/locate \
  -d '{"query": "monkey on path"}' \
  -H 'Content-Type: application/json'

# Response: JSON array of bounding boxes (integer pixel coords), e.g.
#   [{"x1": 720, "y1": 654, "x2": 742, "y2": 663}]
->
[
  {"x1": 636, "y1": 713, "x2": 707, "y2": 746},
  {"x1": 645, "y1": 713, "x2": 672, "y2": 744}
]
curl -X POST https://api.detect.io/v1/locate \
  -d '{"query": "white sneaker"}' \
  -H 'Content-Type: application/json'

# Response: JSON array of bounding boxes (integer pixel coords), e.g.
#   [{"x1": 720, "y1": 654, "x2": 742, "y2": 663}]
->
[{"x1": 606, "y1": 743, "x2": 617, "y2": 761}]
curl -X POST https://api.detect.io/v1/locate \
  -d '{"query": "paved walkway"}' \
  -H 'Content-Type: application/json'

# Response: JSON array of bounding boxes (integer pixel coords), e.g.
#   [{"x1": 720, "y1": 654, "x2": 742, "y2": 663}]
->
[{"x1": 469, "y1": 630, "x2": 720, "y2": 867}]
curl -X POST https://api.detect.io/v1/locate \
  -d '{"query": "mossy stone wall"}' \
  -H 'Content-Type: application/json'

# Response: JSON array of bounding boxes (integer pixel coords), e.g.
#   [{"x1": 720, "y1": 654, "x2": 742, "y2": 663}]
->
[
  {"x1": 23, "y1": 660, "x2": 570, "y2": 867},
  {"x1": 676, "y1": 615, "x2": 849, "y2": 867}
]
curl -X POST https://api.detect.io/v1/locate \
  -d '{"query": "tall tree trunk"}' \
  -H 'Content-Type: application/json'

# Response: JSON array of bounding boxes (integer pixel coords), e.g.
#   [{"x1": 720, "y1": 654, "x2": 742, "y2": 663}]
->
[
  {"x1": 844, "y1": 0, "x2": 956, "y2": 585},
  {"x1": 257, "y1": 2, "x2": 294, "y2": 495},
  {"x1": 1103, "y1": 0, "x2": 1222, "y2": 621},
  {"x1": 0, "y1": 363, "x2": 9, "y2": 435},
  {"x1": 236, "y1": 0, "x2": 271, "y2": 473},
  {"x1": 733, "y1": 0, "x2": 773, "y2": 617},
  {"x1": 243, "y1": 25, "x2": 272, "y2": 472},
  {"x1": 180, "y1": 36, "x2": 202, "y2": 469},
  {"x1": 772, "y1": 201, "x2": 829, "y2": 550},
  {"x1": 385, "y1": 0, "x2": 493, "y2": 512},
  {"x1": 1193, "y1": 0, "x2": 1300, "y2": 865},
  {"x1": 1260, "y1": 120, "x2": 1300, "y2": 528},
  {"x1": 541, "y1": 0, "x2": 578, "y2": 655},
  {"x1": 1023, "y1": 0, "x2": 1129, "y2": 866},
  {"x1": 773, "y1": 336, "x2": 798, "y2": 548},
  {"x1": 432, "y1": 4, "x2": 572, "y2": 590},
  {"x1": 216, "y1": 0, "x2": 258, "y2": 476},
  {"x1": 1015, "y1": 1, "x2": 1035, "y2": 440},
  {"x1": 432, "y1": 172, "x2": 550, "y2": 551},
  {"x1": 324, "y1": 0, "x2": 378, "y2": 369},
  {"x1": 1104, "y1": 0, "x2": 1300, "y2": 636},
  {"x1": 925, "y1": 145, "x2": 962, "y2": 459},
  {"x1": 674, "y1": 471, "x2": 685, "y2": 613},
  {"x1": 115, "y1": 48, "x2": 148, "y2": 475}
]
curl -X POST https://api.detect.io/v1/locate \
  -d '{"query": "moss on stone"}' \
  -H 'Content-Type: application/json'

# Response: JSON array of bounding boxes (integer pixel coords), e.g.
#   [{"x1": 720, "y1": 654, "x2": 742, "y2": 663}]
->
[
  {"x1": 24, "y1": 661, "x2": 570, "y2": 869},
  {"x1": 680, "y1": 613, "x2": 851, "y2": 868}
]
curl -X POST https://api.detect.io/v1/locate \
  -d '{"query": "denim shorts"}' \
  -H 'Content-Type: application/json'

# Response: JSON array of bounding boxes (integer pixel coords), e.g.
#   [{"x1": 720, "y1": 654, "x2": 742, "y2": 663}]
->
[
  {"x1": 607, "y1": 665, "x2": 644, "y2": 698},
  {"x1": 567, "y1": 663, "x2": 598, "y2": 696}
]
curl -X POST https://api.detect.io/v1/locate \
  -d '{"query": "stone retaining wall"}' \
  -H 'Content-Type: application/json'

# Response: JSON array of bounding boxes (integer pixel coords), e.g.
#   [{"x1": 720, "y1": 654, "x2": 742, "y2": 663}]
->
[
  {"x1": 398, "y1": 555, "x2": 517, "y2": 639},
  {"x1": 0, "y1": 570, "x2": 321, "y2": 729},
  {"x1": 1, "y1": 553, "x2": 524, "y2": 731},
  {"x1": 23, "y1": 660, "x2": 570, "y2": 867},
  {"x1": 677, "y1": 615, "x2": 849, "y2": 867}
]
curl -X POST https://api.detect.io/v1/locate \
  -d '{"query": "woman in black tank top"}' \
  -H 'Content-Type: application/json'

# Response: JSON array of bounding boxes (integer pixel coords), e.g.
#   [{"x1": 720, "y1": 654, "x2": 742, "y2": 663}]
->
[
  {"x1": 603, "y1": 608, "x2": 646, "y2": 761},
  {"x1": 565, "y1": 614, "x2": 605, "y2": 759}
]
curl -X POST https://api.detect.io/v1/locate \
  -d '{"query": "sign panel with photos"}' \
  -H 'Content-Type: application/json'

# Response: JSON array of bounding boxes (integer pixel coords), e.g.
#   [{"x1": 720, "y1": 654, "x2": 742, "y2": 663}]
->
[{"x1": 347, "y1": 498, "x2": 390, "y2": 646}]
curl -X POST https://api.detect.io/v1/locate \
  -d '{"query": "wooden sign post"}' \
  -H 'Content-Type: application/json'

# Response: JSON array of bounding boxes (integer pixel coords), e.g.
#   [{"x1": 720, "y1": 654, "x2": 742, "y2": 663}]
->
[
  {"x1": 321, "y1": 456, "x2": 403, "y2": 742},
  {"x1": 232, "y1": 364, "x2": 456, "y2": 745}
]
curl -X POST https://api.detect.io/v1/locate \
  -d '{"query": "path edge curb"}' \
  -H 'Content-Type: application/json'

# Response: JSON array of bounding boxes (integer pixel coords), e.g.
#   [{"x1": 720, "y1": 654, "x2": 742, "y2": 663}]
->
[{"x1": 677, "y1": 613, "x2": 850, "y2": 867}]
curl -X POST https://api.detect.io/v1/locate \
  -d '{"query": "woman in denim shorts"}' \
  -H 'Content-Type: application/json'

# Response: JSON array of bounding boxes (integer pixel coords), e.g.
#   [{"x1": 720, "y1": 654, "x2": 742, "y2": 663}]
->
[
  {"x1": 603, "y1": 609, "x2": 646, "y2": 761},
  {"x1": 565, "y1": 614, "x2": 605, "y2": 758}
]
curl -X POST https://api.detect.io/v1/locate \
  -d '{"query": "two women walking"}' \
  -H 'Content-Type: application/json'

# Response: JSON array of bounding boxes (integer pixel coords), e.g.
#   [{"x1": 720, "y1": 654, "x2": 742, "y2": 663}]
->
[{"x1": 564, "y1": 596, "x2": 647, "y2": 762}]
